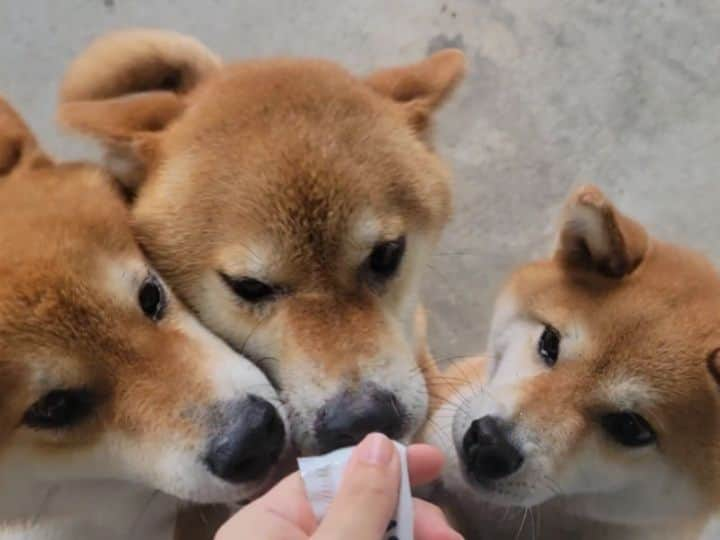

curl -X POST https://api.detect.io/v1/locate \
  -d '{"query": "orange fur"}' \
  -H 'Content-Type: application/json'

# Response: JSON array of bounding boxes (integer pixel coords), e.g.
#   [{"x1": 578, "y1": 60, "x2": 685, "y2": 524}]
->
[
  {"x1": 422, "y1": 186, "x2": 720, "y2": 539},
  {"x1": 0, "y1": 150, "x2": 212, "y2": 447},
  {"x1": 57, "y1": 28, "x2": 465, "y2": 454},
  {"x1": 58, "y1": 31, "x2": 464, "y2": 539},
  {"x1": 0, "y1": 97, "x2": 287, "y2": 539}
]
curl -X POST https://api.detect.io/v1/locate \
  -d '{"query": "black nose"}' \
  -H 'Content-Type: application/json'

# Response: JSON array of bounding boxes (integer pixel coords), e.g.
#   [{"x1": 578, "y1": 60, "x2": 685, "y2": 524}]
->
[
  {"x1": 462, "y1": 415, "x2": 524, "y2": 481},
  {"x1": 204, "y1": 395, "x2": 285, "y2": 483},
  {"x1": 315, "y1": 386, "x2": 404, "y2": 453}
]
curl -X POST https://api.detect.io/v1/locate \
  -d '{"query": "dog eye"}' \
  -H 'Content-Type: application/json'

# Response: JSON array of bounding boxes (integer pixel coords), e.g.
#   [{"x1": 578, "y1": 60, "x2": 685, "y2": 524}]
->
[
  {"x1": 23, "y1": 388, "x2": 96, "y2": 430},
  {"x1": 368, "y1": 237, "x2": 406, "y2": 278},
  {"x1": 600, "y1": 411, "x2": 656, "y2": 447},
  {"x1": 220, "y1": 273, "x2": 276, "y2": 303},
  {"x1": 138, "y1": 275, "x2": 167, "y2": 321},
  {"x1": 538, "y1": 325, "x2": 561, "y2": 367}
]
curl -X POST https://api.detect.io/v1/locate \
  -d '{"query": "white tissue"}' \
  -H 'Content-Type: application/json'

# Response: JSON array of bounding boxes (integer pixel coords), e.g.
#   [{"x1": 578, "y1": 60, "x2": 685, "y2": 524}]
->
[{"x1": 298, "y1": 441, "x2": 413, "y2": 540}]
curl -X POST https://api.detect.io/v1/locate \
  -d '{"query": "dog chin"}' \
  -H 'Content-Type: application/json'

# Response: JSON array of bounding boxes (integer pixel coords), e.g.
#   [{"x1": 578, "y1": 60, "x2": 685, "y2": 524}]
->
[
  {"x1": 165, "y1": 475, "x2": 267, "y2": 506},
  {"x1": 459, "y1": 470, "x2": 554, "y2": 509}
]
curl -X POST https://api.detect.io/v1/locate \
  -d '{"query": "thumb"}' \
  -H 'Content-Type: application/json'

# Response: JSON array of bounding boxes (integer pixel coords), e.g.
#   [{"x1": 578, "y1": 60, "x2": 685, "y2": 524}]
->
[
  {"x1": 313, "y1": 433, "x2": 400, "y2": 540},
  {"x1": 216, "y1": 473, "x2": 317, "y2": 540}
]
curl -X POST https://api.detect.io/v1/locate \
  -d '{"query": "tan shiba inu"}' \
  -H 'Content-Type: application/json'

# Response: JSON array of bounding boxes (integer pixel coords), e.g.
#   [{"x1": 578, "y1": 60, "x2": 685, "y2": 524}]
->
[
  {"x1": 0, "y1": 97, "x2": 288, "y2": 540},
  {"x1": 57, "y1": 28, "x2": 465, "y2": 456},
  {"x1": 422, "y1": 185, "x2": 720, "y2": 540}
]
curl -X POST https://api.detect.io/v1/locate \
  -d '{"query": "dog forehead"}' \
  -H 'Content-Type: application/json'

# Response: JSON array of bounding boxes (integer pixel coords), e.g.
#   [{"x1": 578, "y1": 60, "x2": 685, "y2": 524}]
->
[
  {"x1": 192, "y1": 57, "x2": 382, "y2": 120},
  {"x1": 161, "y1": 58, "x2": 446, "y2": 210},
  {"x1": 173, "y1": 58, "x2": 388, "y2": 155},
  {"x1": 0, "y1": 164, "x2": 135, "y2": 258},
  {"x1": 0, "y1": 266, "x2": 123, "y2": 356},
  {"x1": 150, "y1": 96, "x2": 448, "y2": 269},
  {"x1": 512, "y1": 241, "x2": 720, "y2": 325},
  {"x1": 0, "y1": 165, "x2": 146, "y2": 356},
  {"x1": 504, "y1": 245, "x2": 720, "y2": 387}
]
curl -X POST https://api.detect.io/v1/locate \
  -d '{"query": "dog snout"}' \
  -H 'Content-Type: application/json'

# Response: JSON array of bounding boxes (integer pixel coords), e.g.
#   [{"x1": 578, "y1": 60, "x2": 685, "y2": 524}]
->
[
  {"x1": 314, "y1": 385, "x2": 404, "y2": 452},
  {"x1": 204, "y1": 395, "x2": 285, "y2": 484},
  {"x1": 462, "y1": 415, "x2": 524, "y2": 481}
]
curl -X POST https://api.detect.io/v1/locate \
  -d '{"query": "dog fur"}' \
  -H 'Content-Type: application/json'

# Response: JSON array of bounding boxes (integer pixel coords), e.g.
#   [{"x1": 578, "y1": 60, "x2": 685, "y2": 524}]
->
[
  {"x1": 57, "y1": 28, "x2": 465, "y2": 456},
  {"x1": 0, "y1": 97, "x2": 288, "y2": 539},
  {"x1": 422, "y1": 185, "x2": 720, "y2": 540}
]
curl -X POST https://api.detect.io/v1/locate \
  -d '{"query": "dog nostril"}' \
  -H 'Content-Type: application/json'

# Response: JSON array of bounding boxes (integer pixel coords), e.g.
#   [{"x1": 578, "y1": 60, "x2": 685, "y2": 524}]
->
[
  {"x1": 462, "y1": 415, "x2": 524, "y2": 481},
  {"x1": 462, "y1": 416, "x2": 500, "y2": 454},
  {"x1": 204, "y1": 395, "x2": 285, "y2": 484},
  {"x1": 315, "y1": 386, "x2": 405, "y2": 453},
  {"x1": 463, "y1": 420, "x2": 480, "y2": 449},
  {"x1": 472, "y1": 448, "x2": 524, "y2": 480}
]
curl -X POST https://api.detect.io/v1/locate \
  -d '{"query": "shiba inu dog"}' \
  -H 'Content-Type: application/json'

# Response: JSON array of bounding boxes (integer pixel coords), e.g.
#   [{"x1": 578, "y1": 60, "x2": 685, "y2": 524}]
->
[
  {"x1": 57, "y1": 29, "x2": 465, "y2": 455},
  {"x1": 422, "y1": 185, "x2": 720, "y2": 539},
  {"x1": 0, "y1": 97, "x2": 288, "y2": 539}
]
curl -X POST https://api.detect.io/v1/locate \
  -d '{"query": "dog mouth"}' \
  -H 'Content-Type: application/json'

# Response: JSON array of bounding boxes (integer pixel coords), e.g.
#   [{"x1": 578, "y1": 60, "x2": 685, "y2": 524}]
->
[
  {"x1": 226, "y1": 343, "x2": 424, "y2": 456},
  {"x1": 460, "y1": 470, "x2": 536, "y2": 508},
  {"x1": 457, "y1": 456, "x2": 560, "y2": 510},
  {"x1": 233, "y1": 450, "x2": 297, "y2": 505},
  {"x1": 459, "y1": 456, "x2": 506, "y2": 495}
]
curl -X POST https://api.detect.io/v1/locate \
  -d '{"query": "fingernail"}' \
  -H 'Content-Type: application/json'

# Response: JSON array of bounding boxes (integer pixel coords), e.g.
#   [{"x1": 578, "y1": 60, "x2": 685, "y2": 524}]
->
[{"x1": 356, "y1": 433, "x2": 394, "y2": 465}]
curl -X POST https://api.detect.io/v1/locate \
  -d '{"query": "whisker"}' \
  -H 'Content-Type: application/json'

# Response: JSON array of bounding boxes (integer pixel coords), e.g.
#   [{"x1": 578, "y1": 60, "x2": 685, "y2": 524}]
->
[
  {"x1": 433, "y1": 250, "x2": 488, "y2": 257},
  {"x1": 529, "y1": 506, "x2": 537, "y2": 540},
  {"x1": 127, "y1": 489, "x2": 160, "y2": 538},
  {"x1": 426, "y1": 263, "x2": 455, "y2": 294},
  {"x1": 432, "y1": 354, "x2": 485, "y2": 365},
  {"x1": 238, "y1": 315, "x2": 268, "y2": 358},
  {"x1": 422, "y1": 416, "x2": 454, "y2": 450},
  {"x1": 542, "y1": 474, "x2": 563, "y2": 497},
  {"x1": 534, "y1": 504, "x2": 543, "y2": 540},
  {"x1": 514, "y1": 507, "x2": 529, "y2": 540},
  {"x1": 31, "y1": 484, "x2": 58, "y2": 526}
]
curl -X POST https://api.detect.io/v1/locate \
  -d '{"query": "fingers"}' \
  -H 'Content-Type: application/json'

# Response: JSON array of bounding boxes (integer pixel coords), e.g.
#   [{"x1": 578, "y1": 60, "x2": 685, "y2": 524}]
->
[
  {"x1": 407, "y1": 444, "x2": 445, "y2": 486},
  {"x1": 313, "y1": 433, "x2": 400, "y2": 540},
  {"x1": 255, "y1": 473, "x2": 318, "y2": 534},
  {"x1": 216, "y1": 438, "x2": 454, "y2": 540},
  {"x1": 414, "y1": 498, "x2": 463, "y2": 540},
  {"x1": 216, "y1": 511, "x2": 304, "y2": 540},
  {"x1": 408, "y1": 446, "x2": 462, "y2": 539},
  {"x1": 215, "y1": 473, "x2": 317, "y2": 540}
]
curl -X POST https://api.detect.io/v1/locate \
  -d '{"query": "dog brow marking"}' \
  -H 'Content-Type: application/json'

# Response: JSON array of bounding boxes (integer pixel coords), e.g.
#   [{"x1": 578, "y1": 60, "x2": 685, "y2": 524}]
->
[
  {"x1": 218, "y1": 241, "x2": 270, "y2": 280},
  {"x1": 600, "y1": 374, "x2": 658, "y2": 411},
  {"x1": 350, "y1": 210, "x2": 382, "y2": 248}
]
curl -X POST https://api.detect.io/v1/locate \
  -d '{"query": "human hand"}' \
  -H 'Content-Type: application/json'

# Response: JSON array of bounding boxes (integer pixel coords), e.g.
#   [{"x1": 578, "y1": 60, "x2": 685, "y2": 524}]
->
[{"x1": 215, "y1": 433, "x2": 462, "y2": 540}]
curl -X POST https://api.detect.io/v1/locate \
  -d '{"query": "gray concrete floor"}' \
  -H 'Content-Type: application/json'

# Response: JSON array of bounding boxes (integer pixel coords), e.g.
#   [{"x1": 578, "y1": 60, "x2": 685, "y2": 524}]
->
[{"x1": 2, "y1": 0, "x2": 719, "y2": 537}]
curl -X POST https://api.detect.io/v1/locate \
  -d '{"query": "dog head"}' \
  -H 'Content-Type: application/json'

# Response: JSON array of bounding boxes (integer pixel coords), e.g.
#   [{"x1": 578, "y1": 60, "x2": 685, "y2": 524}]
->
[
  {"x1": 426, "y1": 185, "x2": 720, "y2": 526},
  {"x1": 58, "y1": 29, "x2": 464, "y2": 454},
  {"x1": 0, "y1": 97, "x2": 288, "y2": 509}
]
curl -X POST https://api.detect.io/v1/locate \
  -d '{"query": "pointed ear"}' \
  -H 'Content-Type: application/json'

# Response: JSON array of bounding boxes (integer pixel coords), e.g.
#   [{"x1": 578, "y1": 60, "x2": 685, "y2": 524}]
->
[
  {"x1": 0, "y1": 96, "x2": 52, "y2": 178},
  {"x1": 366, "y1": 49, "x2": 465, "y2": 133},
  {"x1": 555, "y1": 185, "x2": 649, "y2": 278},
  {"x1": 58, "y1": 28, "x2": 221, "y2": 191}
]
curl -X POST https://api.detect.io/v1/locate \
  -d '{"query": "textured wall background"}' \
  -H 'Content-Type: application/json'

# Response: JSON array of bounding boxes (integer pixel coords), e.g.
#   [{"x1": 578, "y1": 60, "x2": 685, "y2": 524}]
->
[{"x1": 2, "y1": 0, "x2": 719, "y2": 536}]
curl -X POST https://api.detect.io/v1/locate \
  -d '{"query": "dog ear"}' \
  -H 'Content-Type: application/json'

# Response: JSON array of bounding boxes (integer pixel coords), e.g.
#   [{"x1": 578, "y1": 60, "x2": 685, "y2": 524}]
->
[
  {"x1": 0, "y1": 96, "x2": 52, "y2": 178},
  {"x1": 366, "y1": 49, "x2": 465, "y2": 133},
  {"x1": 58, "y1": 28, "x2": 221, "y2": 191},
  {"x1": 555, "y1": 185, "x2": 649, "y2": 279}
]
